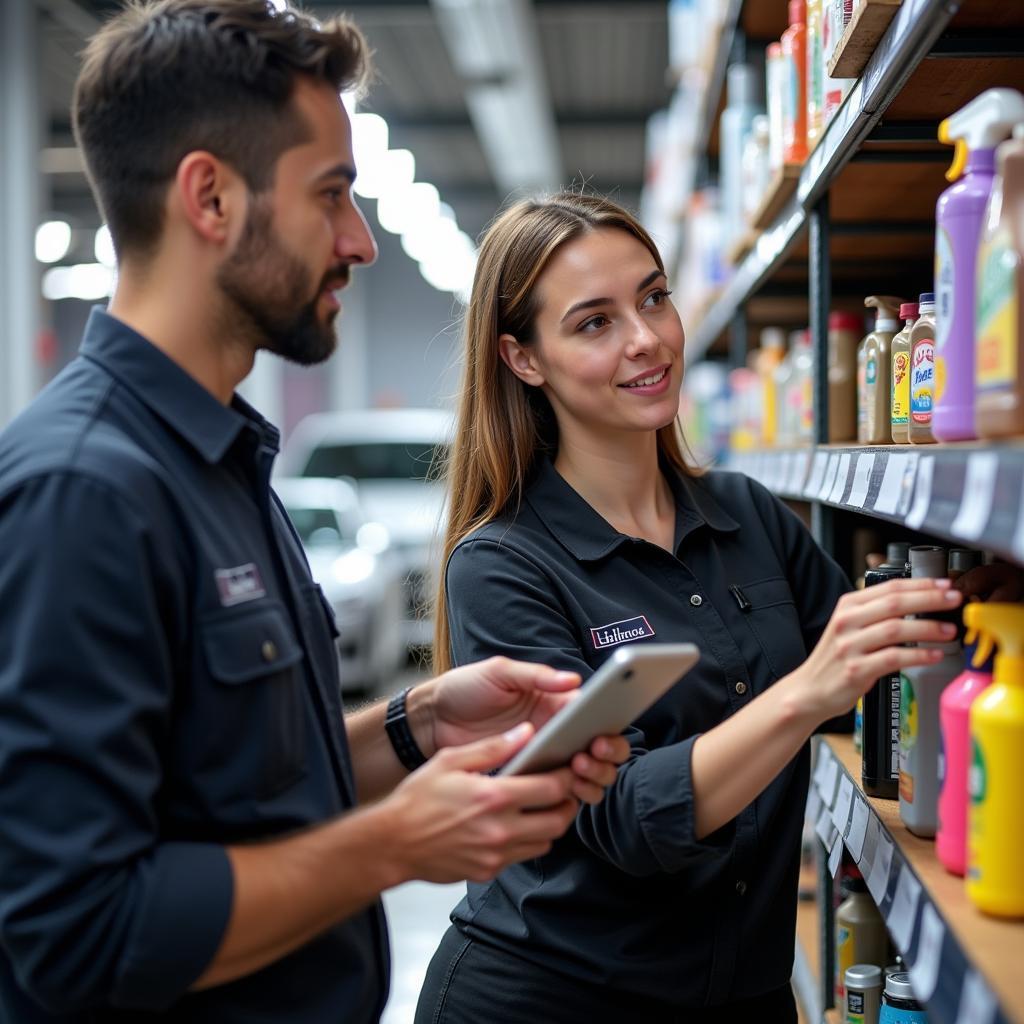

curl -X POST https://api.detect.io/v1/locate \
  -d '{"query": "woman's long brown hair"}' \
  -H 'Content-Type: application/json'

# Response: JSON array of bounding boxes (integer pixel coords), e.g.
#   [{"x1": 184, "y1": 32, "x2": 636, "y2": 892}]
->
[{"x1": 433, "y1": 192, "x2": 701, "y2": 672}]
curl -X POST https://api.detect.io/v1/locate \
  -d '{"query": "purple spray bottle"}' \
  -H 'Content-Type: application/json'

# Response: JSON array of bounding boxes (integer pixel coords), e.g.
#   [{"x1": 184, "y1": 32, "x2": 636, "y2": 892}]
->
[{"x1": 933, "y1": 88, "x2": 1024, "y2": 442}]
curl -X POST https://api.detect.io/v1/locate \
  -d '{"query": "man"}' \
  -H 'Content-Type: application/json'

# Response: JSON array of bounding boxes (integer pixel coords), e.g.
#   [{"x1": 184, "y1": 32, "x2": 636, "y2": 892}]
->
[{"x1": 0, "y1": 2, "x2": 628, "y2": 1020}]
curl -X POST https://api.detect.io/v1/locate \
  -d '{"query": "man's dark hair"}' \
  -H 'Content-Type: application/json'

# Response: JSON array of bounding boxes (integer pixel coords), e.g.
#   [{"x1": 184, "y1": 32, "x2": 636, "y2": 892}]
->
[{"x1": 72, "y1": 0, "x2": 371, "y2": 259}]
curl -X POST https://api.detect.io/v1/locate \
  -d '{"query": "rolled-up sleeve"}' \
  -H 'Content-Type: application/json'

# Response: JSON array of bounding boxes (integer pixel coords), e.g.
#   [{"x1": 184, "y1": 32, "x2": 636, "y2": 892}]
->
[{"x1": 0, "y1": 473, "x2": 232, "y2": 1013}]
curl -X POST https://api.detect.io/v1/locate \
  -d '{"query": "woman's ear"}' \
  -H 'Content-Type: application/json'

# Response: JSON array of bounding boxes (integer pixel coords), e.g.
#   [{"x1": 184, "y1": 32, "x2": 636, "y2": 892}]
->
[{"x1": 498, "y1": 333, "x2": 545, "y2": 387}]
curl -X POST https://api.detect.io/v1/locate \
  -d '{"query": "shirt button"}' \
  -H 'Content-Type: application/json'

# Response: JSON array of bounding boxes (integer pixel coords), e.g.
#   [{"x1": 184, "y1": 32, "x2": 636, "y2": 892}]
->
[
  {"x1": 735, "y1": 681, "x2": 748, "y2": 695},
  {"x1": 735, "y1": 880, "x2": 747, "y2": 896},
  {"x1": 690, "y1": 594, "x2": 703, "y2": 607},
  {"x1": 261, "y1": 640, "x2": 278, "y2": 663}
]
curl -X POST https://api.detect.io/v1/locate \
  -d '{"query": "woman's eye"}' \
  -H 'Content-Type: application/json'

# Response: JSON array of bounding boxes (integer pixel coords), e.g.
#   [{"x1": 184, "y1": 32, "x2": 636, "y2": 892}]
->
[
  {"x1": 579, "y1": 314, "x2": 609, "y2": 332},
  {"x1": 642, "y1": 288, "x2": 672, "y2": 309}
]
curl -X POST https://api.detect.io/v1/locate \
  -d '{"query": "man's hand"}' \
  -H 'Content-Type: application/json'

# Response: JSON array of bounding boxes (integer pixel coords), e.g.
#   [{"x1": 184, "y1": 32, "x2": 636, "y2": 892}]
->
[
  {"x1": 411, "y1": 656, "x2": 630, "y2": 804},
  {"x1": 954, "y1": 562, "x2": 1024, "y2": 603}
]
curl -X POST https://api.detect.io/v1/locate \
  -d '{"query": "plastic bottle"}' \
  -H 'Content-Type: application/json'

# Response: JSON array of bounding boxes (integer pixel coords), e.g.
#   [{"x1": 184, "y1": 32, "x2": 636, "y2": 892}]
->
[
  {"x1": 766, "y1": 42, "x2": 786, "y2": 174},
  {"x1": 741, "y1": 114, "x2": 771, "y2": 225},
  {"x1": 976, "y1": 122, "x2": 1024, "y2": 438},
  {"x1": 756, "y1": 327, "x2": 787, "y2": 446},
  {"x1": 946, "y1": 547, "x2": 982, "y2": 583},
  {"x1": 846, "y1": 964, "x2": 883, "y2": 1024},
  {"x1": 836, "y1": 872, "x2": 888, "y2": 1005},
  {"x1": 822, "y1": 0, "x2": 855, "y2": 127},
  {"x1": 899, "y1": 545, "x2": 961, "y2": 838},
  {"x1": 790, "y1": 328, "x2": 815, "y2": 444},
  {"x1": 965, "y1": 602, "x2": 1024, "y2": 918},
  {"x1": 909, "y1": 293, "x2": 938, "y2": 444},
  {"x1": 720, "y1": 63, "x2": 763, "y2": 250},
  {"x1": 890, "y1": 303, "x2": 918, "y2": 444},
  {"x1": 805, "y1": 0, "x2": 825, "y2": 151},
  {"x1": 773, "y1": 334, "x2": 797, "y2": 446},
  {"x1": 829, "y1": 311, "x2": 862, "y2": 442},
  {"x1": 862, "y1": 546, "x2": 910, "y2": 800},
  {"x1": 781, "y1": 0, "x2": 808, "y2": 165},
  {"x1": 879, "y1": 973, "x2": 927, "y2": 1023},
  {"x1": 937, "y1": 603, "x2": 994, "y2": 877},
  {"x1": 858, "y1": 297, "x2": 904, "y2": 445},
  {"x1": 934, "y1": 89, "x2": 1024, "y2": 442}
]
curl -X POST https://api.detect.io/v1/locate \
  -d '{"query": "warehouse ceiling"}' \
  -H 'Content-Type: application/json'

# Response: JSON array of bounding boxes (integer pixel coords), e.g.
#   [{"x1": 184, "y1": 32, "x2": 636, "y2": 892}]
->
[{"x1": 39, "y1": 0, "x2": 670, "y2": 252}]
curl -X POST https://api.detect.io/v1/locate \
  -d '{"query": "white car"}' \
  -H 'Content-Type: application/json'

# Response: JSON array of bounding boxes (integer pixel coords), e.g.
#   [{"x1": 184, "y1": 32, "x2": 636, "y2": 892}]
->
[
  {"x1": 275, "y1": 477, "x2": 406, "y2": 693},
  {"x1": 283, "y1": 408, "x2": 452, "y2": 651}
]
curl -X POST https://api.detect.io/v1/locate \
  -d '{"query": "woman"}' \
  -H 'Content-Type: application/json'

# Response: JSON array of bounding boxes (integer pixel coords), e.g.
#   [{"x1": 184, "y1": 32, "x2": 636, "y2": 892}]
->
[{"x1": 415, "y1": 193, "x2": 960, "y2": 1023}]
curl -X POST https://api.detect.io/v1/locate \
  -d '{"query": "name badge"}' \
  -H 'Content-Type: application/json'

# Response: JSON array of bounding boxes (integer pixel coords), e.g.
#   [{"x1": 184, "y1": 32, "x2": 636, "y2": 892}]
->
[{"x1": 590, "y1": 615, "x2": 655, "y2": 650}]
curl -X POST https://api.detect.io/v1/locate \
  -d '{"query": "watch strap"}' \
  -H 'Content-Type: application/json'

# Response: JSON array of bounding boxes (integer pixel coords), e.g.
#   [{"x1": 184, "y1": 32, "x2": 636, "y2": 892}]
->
[{"x1": 385, "y1": 686, "x2": 428, "y2": 771}]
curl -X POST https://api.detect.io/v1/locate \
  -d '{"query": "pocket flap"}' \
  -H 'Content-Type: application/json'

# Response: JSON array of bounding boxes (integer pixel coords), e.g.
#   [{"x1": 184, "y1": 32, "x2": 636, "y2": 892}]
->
[
  {"x1": 201, "y1": 601, "x2": 304, "y2": 684},
  {"x1": 738, "y1": 576, "x2": 795, "y2": 609}
]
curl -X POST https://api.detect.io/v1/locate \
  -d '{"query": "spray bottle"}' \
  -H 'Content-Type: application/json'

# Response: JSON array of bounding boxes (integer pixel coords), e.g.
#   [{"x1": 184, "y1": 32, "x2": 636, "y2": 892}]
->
[
  {"x1": 857, "y1": 297, "x2": 905, "y2": 444},
  {"x1": 965, "y1": 603, "x2": 1024, "y2": 918},
  {"x1": 937, "y1": 599, "x2": 994, "y2": 876},
  {"x1": 934, "y1": 89, "x2": 1024, "y2": 441},
  {"x1": 899, "y1": 546, "x2": 961, "y2": 838}
]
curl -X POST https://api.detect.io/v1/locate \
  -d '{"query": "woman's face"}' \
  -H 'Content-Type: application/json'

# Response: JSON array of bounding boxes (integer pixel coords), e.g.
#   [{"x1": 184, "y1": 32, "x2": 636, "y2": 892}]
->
[{"x1": 500, "y1": 227, "x2": 685, "y2": 444}]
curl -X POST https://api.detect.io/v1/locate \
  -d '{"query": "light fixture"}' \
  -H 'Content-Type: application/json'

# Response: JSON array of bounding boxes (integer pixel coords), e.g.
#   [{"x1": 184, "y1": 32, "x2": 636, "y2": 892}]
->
[
  {"x1": 42, "y1": 264, "x2": 116, "y2": 301},
  {"x1": 94, "y1": 225, "x2": 116, "y2": 268},
  {"x1": 35, "y1": 220, "x2": 71, "y2": 264}
]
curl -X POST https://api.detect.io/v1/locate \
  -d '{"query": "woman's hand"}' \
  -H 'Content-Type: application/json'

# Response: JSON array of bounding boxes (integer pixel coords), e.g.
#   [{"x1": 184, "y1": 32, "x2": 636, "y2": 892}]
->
[{"x1": 789, "y1": 577, "x2": 963, "y2": 723}]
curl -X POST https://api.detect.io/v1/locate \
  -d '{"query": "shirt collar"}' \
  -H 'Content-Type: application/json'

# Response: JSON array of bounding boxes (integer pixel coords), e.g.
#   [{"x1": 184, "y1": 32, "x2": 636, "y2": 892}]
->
[
  {"x1": 79, "y1": 307, "x2": 279, "y2": 463},
  {"x1": 524, "y1": 457, "x2": 739, "y2": 562}
]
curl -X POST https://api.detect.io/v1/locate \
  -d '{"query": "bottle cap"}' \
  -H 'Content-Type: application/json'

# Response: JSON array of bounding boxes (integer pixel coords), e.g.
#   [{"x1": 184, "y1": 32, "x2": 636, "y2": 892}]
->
[
  {"x1": 727, "y1": 63, "x2": 760, "y2": 108},
  {"x1": 789, "y1": 0, "x2": 806, "y2": 25},
  {"x1": 768, "y1": 41, "x2": 782, "y2": 58},
  {"x1": 846, "y1": 964, "x2": 883, "y2": 990},
  {"x1": 761, "y1": 326, "x2": 786, "y2": 349},
  {"x1": 918, "y1": 291, "x2": 935, "y2": 305},
  {"x1": 948, "y1": 548, "x2": 982, "y2": 575},
  {"x1": 885, "y1": 541, "x2": 911, "y2": 565},
  {"x1": 885, "y1": 972, "x2": 919, "y2": 1002},
  {"x1": 899, "y1": 302, "x2": 919, "y2": 320},
  {"x1": 829, "y1": 311, "x2": 863, "y2": 332},
  {"x1": 910, "y1": 545, "x2": 947, "y2": 579}
]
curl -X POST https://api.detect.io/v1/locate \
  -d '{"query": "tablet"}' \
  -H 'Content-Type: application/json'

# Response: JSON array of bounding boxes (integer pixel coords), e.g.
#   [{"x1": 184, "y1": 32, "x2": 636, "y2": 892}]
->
[{"x1": 497, "y1": 642, "x2": 699, "y2": 776}]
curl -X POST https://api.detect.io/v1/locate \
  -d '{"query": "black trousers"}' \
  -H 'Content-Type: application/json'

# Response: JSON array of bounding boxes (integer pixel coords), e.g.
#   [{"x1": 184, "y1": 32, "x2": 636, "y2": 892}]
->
[{"x1": 415, "y1": 925, "x2": 799, "y2": 1024}]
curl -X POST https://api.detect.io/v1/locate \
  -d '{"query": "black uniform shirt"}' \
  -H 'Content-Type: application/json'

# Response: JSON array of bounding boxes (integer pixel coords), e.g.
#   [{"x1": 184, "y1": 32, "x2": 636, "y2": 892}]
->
[
  {"x1": 446, "y1": 457, "x2": 850, "y2": 1008},
  {"x1": 0, "y1": 309, "x2": 388, "y2": 1022}
]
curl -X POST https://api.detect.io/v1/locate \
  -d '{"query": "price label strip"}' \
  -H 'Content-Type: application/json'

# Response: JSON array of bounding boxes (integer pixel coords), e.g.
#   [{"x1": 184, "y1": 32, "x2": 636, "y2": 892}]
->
[
  {"x1": 950, "y1": 452, "x2": 998, "y2": 541},
  {"x1": 874, "y1": 452, "x2": 910, "y2": 515},
  {"x1": 818, "y1": 455, "x2": 841, "y2": 501},
  {"x1": 828, "y1": 452, "x2": 852, "y2": 504},
  {"x1": 804, "y1": 451, "x2": 829, "y2": 498},
  {"x1": 954, "y1": 970, "x2": 998, "y2": 1024},
  {"x1": 887, "y1": 862, "x2": 923, "y2": 954},
  {"x1": 847, "y1": 453, "x2": 876, "y2": 509},
  {"x1": 846, "y1": 796, "x2": 870, "y2": 863},
  {"x1": 907, "y1": 901, "x2": 945, "y2": 1004},
  {"x1": 866, "y1": 830, "x2": 894, "y2": 904},
  {"x1": 819, "y1": 756, "x2": 840, "y2": 807},
  {"x1": 832, "y1": 774, "x2": 854, "y2": 834},
  {"x1": 904, "y1": 454, "x2": 935, "y2": 531},
  {"x1": 827, "y1": 829, "x2": 844, "y2": 877}
]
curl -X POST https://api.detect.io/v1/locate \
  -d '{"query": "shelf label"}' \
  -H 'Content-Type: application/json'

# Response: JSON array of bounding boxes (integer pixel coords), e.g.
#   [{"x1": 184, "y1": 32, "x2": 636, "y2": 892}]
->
[
  {"x1": 818, "y1": 454, "x2": 841, "y2": 500},
  {"x1": 904, "y1": 454, "x2": 935, "y2": 531},
  {"x1": 847, "y1": 796, "x2": 870, "y2": 863},
  {"x1": 787, "y1": 449, "x2": 811, "y2": 494},
  {"x1": 955, "y1": 970, "x2": 998, "y2": 1024},
  {"x1": 828, "y1": 452, "x2": 853, "y2": 504},
  {"x1": 907, "y1": 901, "x2": 945, "y2": 1004},
  {"x1": 805, "y1": 451, "x2": 829, "y2": 498},
  {"x1": 847, "y1": 453, "x2": 877, "y2": 508},
  {"x1": 806, "y1": 787, "x2": 823, "y2": 825},
  {"x1": 950, "y1": 452, "x2": 998, "y2": 541},
  {"x1": 832, "y1": 774, "x2": 854, "y2": 834},
  {"x1": 828, "y1": 830, "x2": 844, "y2": 876},
  {"x1": 887, "y1": 862, "x2": 923, "y2": 953},
  {"x1": 820, "y1": 755, "x2": 840, "y2": 807},
  {"x1": 867, "y1": 830, "x2": 894, "y2": 904},
  {"x1": 875, "y1": 453, "x2": 910, "y2": 514},
  {"x1": 815, "y1": 805, "x2": 836, "y2": 848}
]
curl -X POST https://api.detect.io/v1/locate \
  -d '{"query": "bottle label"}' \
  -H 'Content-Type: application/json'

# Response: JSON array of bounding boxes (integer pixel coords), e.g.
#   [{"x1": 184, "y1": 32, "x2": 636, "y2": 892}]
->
[
  {"x1": 892, "y1": 349, "x2": 910, "y2": 425},
  {"x1": 976, "y1": 233, "x2": 1020, "y2": 392},
  {"x1": 847, "y1": 989, "x2": 866, "y2": 1023},
  {"x1": 935, "y1": 226, "x2": 955, "y2": 369},
  {"x1": 910, "y1": 340, "x2": 934, "y2": 423},
  {"x1": 867, "y1": 356, "x2": 877, "y2": 386},
  {"x1": 899, "y1": 673, "x2": 917, "y2": 803}
]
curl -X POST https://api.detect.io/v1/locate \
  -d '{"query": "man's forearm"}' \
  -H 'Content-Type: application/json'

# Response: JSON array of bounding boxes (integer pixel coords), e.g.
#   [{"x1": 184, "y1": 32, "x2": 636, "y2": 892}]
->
[{"x1": 192, "y1": 800, "x2": 405, "y2": 991}]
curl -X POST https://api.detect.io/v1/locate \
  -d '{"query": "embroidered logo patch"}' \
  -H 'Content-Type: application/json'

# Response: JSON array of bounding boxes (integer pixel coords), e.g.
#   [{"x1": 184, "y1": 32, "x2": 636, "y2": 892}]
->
[
  {"x1": 215, "y1": 563, "x2": 267, "y2": 606},
  {"x1": 590, "y1": 615, "x2": 656, "y2": 650}
]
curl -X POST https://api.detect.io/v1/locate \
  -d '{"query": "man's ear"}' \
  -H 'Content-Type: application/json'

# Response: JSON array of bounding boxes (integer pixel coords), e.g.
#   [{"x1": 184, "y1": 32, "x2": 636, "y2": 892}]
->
[
  {"x1": 498, "y1": 333, "x2": 545, "y2": 387},
  {"x1": 173, "y1": 151, "x2": 244, "y2": 246}
]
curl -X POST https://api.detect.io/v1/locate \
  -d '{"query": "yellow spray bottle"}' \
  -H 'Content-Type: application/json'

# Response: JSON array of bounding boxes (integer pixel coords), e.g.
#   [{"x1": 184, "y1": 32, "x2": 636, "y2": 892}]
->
[{"x1": 964, "y1": 602, "x2": 1024, "y2": 917}]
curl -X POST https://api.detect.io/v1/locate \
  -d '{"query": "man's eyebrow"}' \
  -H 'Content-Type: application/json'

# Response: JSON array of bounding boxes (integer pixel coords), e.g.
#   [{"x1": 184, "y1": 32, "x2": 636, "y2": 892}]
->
[
  {"x1": 559, "y1": 269, "x2": 667, "y2": 325},
  {"x1": 316, "y1": 162, "x2": 356, "y2": 184}
]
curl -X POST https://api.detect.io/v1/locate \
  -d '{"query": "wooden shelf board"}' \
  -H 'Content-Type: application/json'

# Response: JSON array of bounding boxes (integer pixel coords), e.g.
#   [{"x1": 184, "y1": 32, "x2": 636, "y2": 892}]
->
[
  {"x1": 742, "y1": 2, "x2": 789, "y2": 43},
  {"x1": 829, "y1": 0, "x2": 903, "y2": 80},
  {"x1": 752, "y1": 163, "x2": 803, "y2": 230},
  {"x1": 726, "y1": 226, "x2": 758, "y2": 267},
  {"x1": 824, "y1": 735, "x2": 1024, "y2": 1020},
  {"x1": 885, "y1": 56, "x2": 1024, "y2": 123}
]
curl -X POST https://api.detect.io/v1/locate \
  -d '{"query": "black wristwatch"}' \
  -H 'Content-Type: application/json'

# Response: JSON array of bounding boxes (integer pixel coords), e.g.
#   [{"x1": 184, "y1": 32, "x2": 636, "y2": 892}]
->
[{"x1": 385, "y1": 686, "x2": 428, "y2": 771}]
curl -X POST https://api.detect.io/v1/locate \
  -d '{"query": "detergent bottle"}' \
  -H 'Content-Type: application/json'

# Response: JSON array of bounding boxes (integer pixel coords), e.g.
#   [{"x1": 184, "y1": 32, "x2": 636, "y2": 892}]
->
[
  {"x1": 890, "y1": 302, "x2": 918, "y2": 444},
  {"x1": 756, "y1": 327, "x2": 787, "y2": 446},
  {"x1": 937, "y1": 606, "x2": 994, "y2": 876},
  {"x1": 857, "y1": 296, "x2": 904, "y2": 444},
  {"x1": 934, "y1": 88, "x2": 1024, "y2": 441},
  {"x1": 909, "y1": 293, "x2": 938, "y2": 444},
  {"x1": 976, "y1": 122, "x2": 1024, "y2": 438},
  {"x1": 966, "y1": 602, "x2": 1024, "y2": 918}
]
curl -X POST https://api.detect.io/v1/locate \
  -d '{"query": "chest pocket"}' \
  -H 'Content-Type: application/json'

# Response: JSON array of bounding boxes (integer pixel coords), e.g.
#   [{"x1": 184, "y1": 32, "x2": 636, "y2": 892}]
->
[
  {"x1": 196, "y1": 599, "x2": 307, "y2": 801},
  {"x1": 737, "y1": 576, "x2": 806, "y2": 681}
]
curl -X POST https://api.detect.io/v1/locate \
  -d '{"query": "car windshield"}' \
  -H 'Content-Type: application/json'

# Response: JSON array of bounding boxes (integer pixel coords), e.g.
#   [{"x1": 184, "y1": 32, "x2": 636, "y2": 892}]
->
[
  {"x1": 304, "y1": 442, "x2": 445, "y2": 482},
  {"x1": 286, "y1": 505, "x2": 355, "y2": 548}
]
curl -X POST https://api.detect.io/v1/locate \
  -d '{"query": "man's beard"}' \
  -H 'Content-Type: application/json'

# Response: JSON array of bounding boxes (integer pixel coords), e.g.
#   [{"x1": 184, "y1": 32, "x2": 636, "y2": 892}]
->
[{"x1": 217, "y1": 197, "x2": 346, "y2": 366}]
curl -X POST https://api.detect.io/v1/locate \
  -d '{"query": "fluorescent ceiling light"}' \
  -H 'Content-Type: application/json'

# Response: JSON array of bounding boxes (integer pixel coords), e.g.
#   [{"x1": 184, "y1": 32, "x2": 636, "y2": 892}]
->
[
  {"x1": 42, "y1": 263, "x2": 115, "y2": 301},
  {"x1": 94, "y1": 225, "x2": 116, "y2": 268},
  {"x1": 35, "y1": 220, "x2": 71, "y2": 263}
]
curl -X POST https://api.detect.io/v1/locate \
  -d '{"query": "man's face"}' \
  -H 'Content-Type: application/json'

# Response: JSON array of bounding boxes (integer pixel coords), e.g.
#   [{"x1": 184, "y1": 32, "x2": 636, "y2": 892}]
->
[{"x1": 217, "y1": 79, "x2": 377, "y2": 365}]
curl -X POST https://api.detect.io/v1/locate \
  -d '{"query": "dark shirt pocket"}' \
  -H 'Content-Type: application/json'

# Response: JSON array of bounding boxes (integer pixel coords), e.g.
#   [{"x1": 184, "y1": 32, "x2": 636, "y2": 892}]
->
[
  {"x1": 197, "y1": 600, "x2": 308, "y2": 801},
  {"x1": 737, "y1": 576, "x2": 807, "y2": 681}
]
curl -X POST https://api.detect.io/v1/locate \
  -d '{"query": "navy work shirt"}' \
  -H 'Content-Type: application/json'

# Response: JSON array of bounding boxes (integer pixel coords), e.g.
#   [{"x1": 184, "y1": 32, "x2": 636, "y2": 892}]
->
[
  {"x1": 0, "y1": 310, "x2": 388, "y2": 1021},
  {"x1": 445, "y1": 458, "x2": 850, "y2": 1009}
]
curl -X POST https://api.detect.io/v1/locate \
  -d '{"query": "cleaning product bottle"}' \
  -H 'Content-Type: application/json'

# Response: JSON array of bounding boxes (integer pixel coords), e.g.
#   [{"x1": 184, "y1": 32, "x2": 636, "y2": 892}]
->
[
  {"x1": 909, "y1": 293, "x2": 938, "y2": 444},
  {"x1": 947, "y1": 547, "x2": 982, "y2": 583},
  {"x1": 976, "y1": 122, "x2": 1024, "y2": 438},
  {"x1": 899, "y1": 545, "x2": 961, "y2": 838},
  {"x1": 766, "y1": 42, "x2": 786, "y2": 175},
  {"x1": 781, "y1": 0, "x2": 808, "y2": 165},
  {"x1": 862, "y1": 544, "x2": 910, "y2": 800},
  {"x1": 755, "y1": 328, "x2": 787, "y2": 446},
  {"x1": 934, "y1": 89, "x2": 1024, "y2": 442},
  {"x1": 890, "y1": 303, "x2": 918, "y2": 444},
  {"x1": 790, "y1": 328, "x2": 815, "y2": 444},
  {"x1": 720, "y1": 63, "x2": 763, "y2": 252},
  {"x1": 829, "y1": 311, "x2": 861, "y2": 442},
  {"x1": 836, "y1": 869, "x2": 888, "y2": 1006},
  {"x1": 965, "y1": 602, "x2": 1024, "y2": 918},
  {"x1": 857, "y1": 297, "x2": 904, "y2": 444},
  {"x1": 937, "y1": 603, "x2": 994, "y2": 876},
  {"x1": 773, "y1": 334, "x2": 797, "y2": 446},
  {"x1": 805, "y1": 0, "x2": 824, "y2": 152}
]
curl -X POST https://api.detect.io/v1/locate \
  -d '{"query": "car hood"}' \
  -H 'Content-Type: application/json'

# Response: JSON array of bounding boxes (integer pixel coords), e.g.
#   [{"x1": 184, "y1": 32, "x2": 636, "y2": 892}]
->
[{"x1": 354, "y1": 481, "x2": 446, "y2": 544}]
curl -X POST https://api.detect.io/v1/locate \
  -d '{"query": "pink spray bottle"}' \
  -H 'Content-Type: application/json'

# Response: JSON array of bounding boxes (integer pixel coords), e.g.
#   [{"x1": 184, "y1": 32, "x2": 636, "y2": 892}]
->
[{"x1": 936, "y1": 609, "x2": 995, "y2": 876}]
